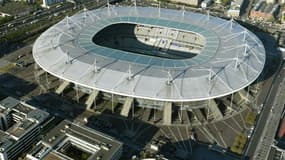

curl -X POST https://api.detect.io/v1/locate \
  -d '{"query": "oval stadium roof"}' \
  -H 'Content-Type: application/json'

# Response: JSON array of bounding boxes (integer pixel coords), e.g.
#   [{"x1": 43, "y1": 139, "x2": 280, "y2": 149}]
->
[{"x1": 33, "y1": 6, "x2": 266, "y2": 102}]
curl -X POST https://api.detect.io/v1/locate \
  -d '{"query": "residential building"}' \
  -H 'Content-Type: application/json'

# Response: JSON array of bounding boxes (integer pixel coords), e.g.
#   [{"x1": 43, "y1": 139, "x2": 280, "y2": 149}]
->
[{"x1": 250, "y1": 1, "x2": 279, "y2": 21}]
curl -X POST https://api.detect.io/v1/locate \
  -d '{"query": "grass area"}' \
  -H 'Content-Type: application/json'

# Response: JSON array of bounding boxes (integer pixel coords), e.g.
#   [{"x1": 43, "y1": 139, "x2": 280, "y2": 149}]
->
[
  {"x1": 230, "y1": 133, "x2": 247, "y2": 155},
  {"x1": 0, "y1": 63, "x2": 16, "y2": 73},
  {"x1": 0, "y1": 16, "x2": 14, "y2": 25},
  {"x1": 0, "y1": 93, "x2": 6, "y2": 101},
  {"x1": 0, "y1": 7, "x2": 78, "y2": 44},
  {"x1": 0, "y1": 1, "x2": 40, "y2": 15},
  {"x1": 0, "y1": 18, "x2": 51, "y2": 43},
  {"x1": 245, "y1": 112, "x2": 257, "y2": 126}
]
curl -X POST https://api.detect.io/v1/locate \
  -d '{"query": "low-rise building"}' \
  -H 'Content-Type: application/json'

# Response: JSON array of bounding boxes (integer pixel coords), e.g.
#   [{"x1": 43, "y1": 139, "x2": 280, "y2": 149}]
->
[
  {"x1": 0, "y1": 97, "x2": 50, "y2": 160},
  {"x1": 227, "y1": 0, "x2": 244, "y2": 17},
  {"x1": 266, "y1": 0, "x2": 275, "y2": 4},
  {"x1": 26, "y1": 120, "x2": 123, "y2": 160},
  {"x1": 169, "y1": 0, "x2": 201, "y2": 7},
  {"x1": 42, "y1": 0, "x2": 64, "y2": 8}
]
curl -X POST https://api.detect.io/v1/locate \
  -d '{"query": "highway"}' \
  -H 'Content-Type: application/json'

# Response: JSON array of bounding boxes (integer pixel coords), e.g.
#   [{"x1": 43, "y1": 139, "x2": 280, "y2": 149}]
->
[
  {"x1": 245, "y1": 56, "x2": 285, "y2": 159},
  {"x1": 0, "y1": 0, "x2": 117, "y2": 36},
  {"x1": 253, "y1": 60, "x2": 285, "y2": 159}
]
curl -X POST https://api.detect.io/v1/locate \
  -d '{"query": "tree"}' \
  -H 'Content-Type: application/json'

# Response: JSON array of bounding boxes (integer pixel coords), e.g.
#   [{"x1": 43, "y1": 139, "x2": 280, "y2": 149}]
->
[{"x1": 221, "y1": 0, "x2": 230, "y2": 6}]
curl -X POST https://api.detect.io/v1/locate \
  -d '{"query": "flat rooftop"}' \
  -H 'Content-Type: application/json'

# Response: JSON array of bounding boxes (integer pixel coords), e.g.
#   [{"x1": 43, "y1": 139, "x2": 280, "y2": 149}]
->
[
  {"x1": 0, "y1": 97, "x2": 49, "y2": 150},
  {"x1": 27, "y1": 120, "x2": 122, "y2": 160}
]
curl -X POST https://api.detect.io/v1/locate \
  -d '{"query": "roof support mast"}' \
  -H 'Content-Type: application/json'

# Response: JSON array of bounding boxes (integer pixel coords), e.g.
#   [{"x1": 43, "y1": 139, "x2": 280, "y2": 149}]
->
[
  {"x1": 230, "y1": 17, "x2": 234, "y2": 32},
  {"x1": 182, "y1": 5, "x2": 185, "y2": 20},
  {"x1": 207, "y1": 10, "x2": 210, "y2": 21},
  {"x1": 134, "y1": 0, "x2": 136, "y2": 9},
  {"x1": 107, "y1": 0, "x2": 110, "y2": 16},
  {"x1": 158, "y1": 2, "x2": 161, "y2": 17},
  {"x1": 128, "y1": 64, "x2": 132, "y2": 80},
  {"x1": 93, "y1": 58, "x2": 98, "y2": 73}
]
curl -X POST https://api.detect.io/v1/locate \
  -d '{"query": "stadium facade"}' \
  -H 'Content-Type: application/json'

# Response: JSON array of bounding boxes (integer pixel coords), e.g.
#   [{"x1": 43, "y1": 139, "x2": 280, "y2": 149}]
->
[{"x1": 33, "y1": 6, "x2": 266, "y2": 125}]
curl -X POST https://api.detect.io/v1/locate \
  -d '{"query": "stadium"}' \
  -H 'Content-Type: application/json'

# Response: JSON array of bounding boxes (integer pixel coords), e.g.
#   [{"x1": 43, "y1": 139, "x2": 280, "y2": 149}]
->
[{"x1": 33, "y1": 6, "x2": 266, "y2": 125}]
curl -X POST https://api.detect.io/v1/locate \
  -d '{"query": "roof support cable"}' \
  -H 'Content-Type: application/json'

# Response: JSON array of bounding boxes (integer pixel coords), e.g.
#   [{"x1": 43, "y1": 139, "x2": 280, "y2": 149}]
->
[
  {"x1": 110, "y1": 4, "x2": 118, "y2": 16},
  {"x1": 212, "y1": 18, "x2": 233, "y2": 31},
  {"x1": 129, "y1": 65, "x2": 151, "y2": 79},
  {"x1": 87, "y1": 10, "x2": 96, "y2": 23},
  {"x1": 234, "y1": 57, "x2": 240, "y2": 70},
  {"x1": 243, "y1": 42, "x2": 248, "y2": 57},
  {"x1": 243, "y1": 30, "x2": 247, "y2": 42},
  {"x1": 221, "y1": 43, "x2": 246, "y2": 52},
  {"x1": 221, "y1": 31, "x2": 244, "y2": 40},
  {"x1": 158, "y1": 2, "x2": 161, "y2": 17},
  {"x1": 82, "y1": 7, "x2": 88, "y2": 25},
  {"x1": 230, "y1": 17, "x2": 234, "y2": 32},
  {"x1": 65, "y1": 51, "x2": 71, "y2": 64},
  {"x1": 238, "y1": 63, "x2": 249, "y2": 82},
  {"x1": 166, "y1": 70, "x2": 173, "y2": 85},
  {"x1": 66, "y1": 16, "x2": 82, "y2": 30},
  {"x1": 249, "y1": 49, "x2": 263, "y2": 64},
  {"x1": 133, "y1": 0, "x2": 137, "y2": 9},
  {"x1": 53, "y1": 26, "x2": 75, "y2": 38}
]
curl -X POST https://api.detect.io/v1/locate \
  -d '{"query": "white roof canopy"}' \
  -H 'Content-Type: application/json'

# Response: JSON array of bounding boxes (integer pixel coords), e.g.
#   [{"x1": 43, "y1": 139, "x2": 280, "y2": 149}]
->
[{"x1": 33, "y1": 6, "x2": 266, "y2": 102}]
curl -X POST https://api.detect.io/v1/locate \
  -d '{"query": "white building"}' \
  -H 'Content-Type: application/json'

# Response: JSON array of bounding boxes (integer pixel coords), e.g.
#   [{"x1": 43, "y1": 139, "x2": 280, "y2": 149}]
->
[
  {"x1": 42, "y1": 0, "x2": 64, "y2": 8},
  {"x1": 201, "y1": 0, "x2": 213, "y2": 8},
  {"x1": 227, "y1": 0, "x2": 244, "y2": 17}
]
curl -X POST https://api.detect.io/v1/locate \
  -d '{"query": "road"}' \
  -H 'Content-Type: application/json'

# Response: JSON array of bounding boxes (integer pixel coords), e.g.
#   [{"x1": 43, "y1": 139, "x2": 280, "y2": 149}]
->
[
  {"x1": 245, "y1": 57, "x2": 285, "y2": 159},
  {"x1": 0, "y1": 0, "x2": 117, "y2": 36},
  {"x1": 252, "y1": 61, "x2": 285, "y2": 159}
]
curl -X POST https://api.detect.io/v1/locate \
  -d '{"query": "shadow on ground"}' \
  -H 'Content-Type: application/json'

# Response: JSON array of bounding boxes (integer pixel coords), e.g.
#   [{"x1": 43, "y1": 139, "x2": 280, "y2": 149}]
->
[
  {"x1": 26, "y1": 92, "x2": 86, "y2": 119},
  {"x1": 0, "y1": 73, "x2": 37, "y2": 98},
  {"x1": 250, "y1": 30, "x2": 282, "y2": 84},
  {"x1": 159, "y1": 140, "x2": 240, "y2": 160}
]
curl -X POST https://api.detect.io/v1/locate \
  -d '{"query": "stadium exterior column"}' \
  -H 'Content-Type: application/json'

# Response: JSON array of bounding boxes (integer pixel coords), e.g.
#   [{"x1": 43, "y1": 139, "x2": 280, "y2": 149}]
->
[
  {"x1": 93, "y1": 98, "x2": 96, "y2": 110},
  {"x1": 55, "y1": 81, "x2": 70, "y2": 95},
  {"x1": 180, "y1": 102, "x2": 183, "y2": 123},
  {"x1": 120, "y1": 97, "x2": 134, "y2": 117},
  {"x1": 112, "y1": 93, "x2": 114, "y2": 113},
  {"x1": 153, "y1": 109, "x2": 156, "y2": 122},
  {"x1": 85, "y1": 89, "x2": 99, "y2": 111},
  {"x1": 45, "y1": 72, "x2": 49, "y2": 88},
  {"x1": 132, "y1": 99, "x2": 134, "y2": 119},
  {"x1": 247, "y1": 86, "x2": 250, "y2": 100},
  {"x1": 75, "y1": 84, "x2": 79, "y2": 103},
  {"x1": 192, "y1": 109, "x2": 206, "y2": 125},
  {"x1": 230, "y1": 93, "x2": 234, "y2": 108},
  {"x1": 163, "y1": 102, "x2": 172, "y2": 125},
  {"x1": 208, "y1": 99, "x2": 223, "y2": 120}
]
